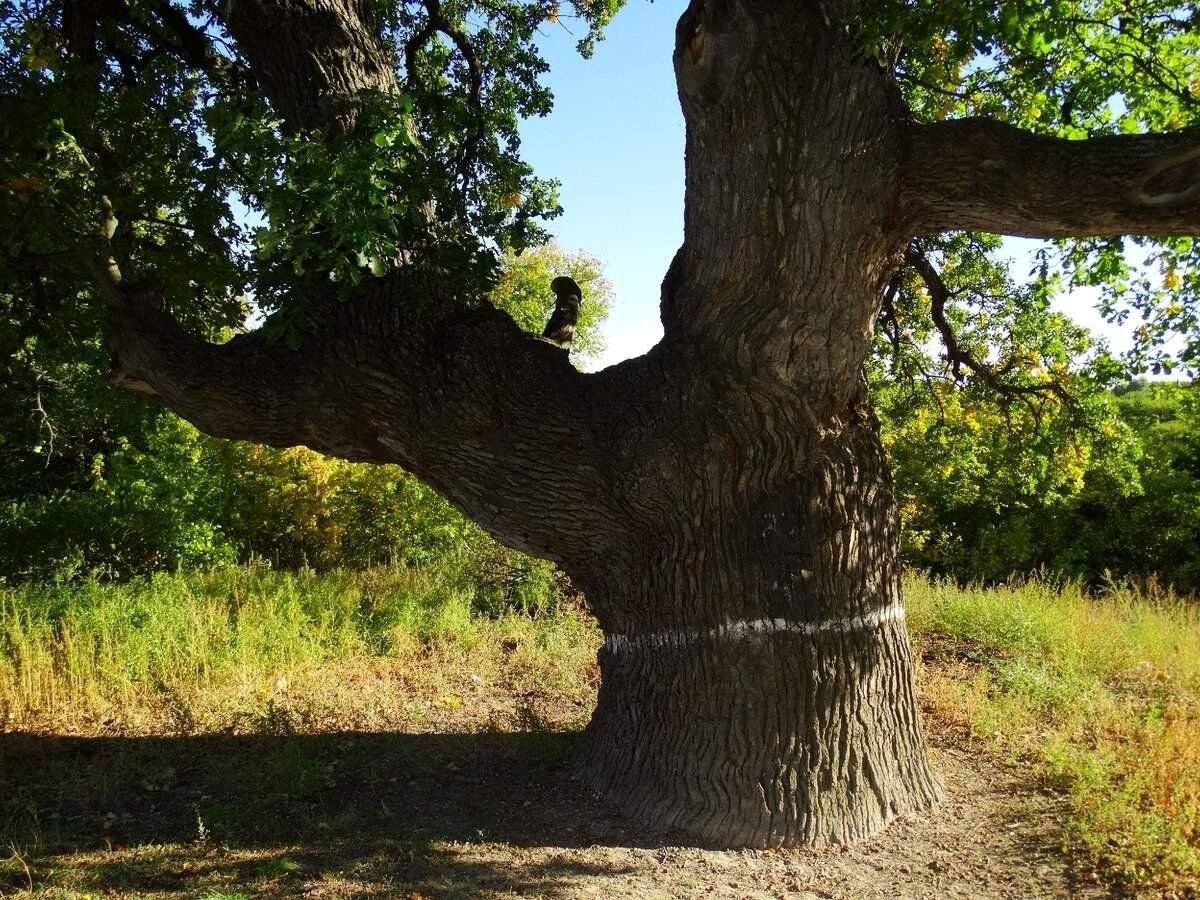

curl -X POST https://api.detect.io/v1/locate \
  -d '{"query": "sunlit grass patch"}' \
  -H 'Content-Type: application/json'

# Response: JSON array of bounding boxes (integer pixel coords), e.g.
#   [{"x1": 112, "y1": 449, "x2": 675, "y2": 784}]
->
[
  {"x1": 907, "y1": 574, "x2": 1200, "y2": 893},
  {"x1": 0, "y1": 564, "x2": 598, "y2": 736},
  {"x1": 4, "y1": 566, "x2": 1198, "y2": 894}
]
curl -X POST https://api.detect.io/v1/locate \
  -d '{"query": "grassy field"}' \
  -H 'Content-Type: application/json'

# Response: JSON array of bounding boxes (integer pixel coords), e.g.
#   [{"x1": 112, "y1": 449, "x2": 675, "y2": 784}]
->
[
  {"x1": 906, "y1": 577, "x2": 1200, "y2": 894},
  {"x1": 0, "y1": 565, "x2": 597, "y2": 736},
  {"x1": 1, "y1": 567, "x2": 1198, "y2": 896}
]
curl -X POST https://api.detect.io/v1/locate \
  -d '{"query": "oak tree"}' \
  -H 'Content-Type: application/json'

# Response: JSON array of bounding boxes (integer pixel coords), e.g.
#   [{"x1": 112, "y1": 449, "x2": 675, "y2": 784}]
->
[{"x1": 2, "y1": 0, "x2": 1197, "y2": 845}]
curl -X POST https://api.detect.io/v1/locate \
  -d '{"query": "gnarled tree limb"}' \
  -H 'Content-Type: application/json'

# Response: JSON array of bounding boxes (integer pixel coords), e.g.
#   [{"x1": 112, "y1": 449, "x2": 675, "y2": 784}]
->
[
  {"x1": 218, "y1": 0, "x2": 397, "y2": 135},
  {"x1": 105, "y1": 279, "x2": 618, "y2": 570},
  {"x1": 902, "y1": 118, "x2": 1200, "y2": 238}
]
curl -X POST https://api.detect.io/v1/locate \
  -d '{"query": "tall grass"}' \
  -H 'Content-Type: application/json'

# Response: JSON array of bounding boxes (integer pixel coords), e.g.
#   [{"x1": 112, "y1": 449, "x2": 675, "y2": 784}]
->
[
  {"x1": 0, "y1": 563, "x2": 591, "y2": 734},
  {"x1": 3, "y1": 566, "x2": 1197, "y2": 893},
  {"x1": 907, "y1": 575, "x2": 1200, "y2": 892}
]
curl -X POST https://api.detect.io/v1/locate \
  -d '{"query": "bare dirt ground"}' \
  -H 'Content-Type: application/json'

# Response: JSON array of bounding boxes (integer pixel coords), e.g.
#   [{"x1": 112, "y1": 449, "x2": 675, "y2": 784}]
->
[{"x1": 1, "y1": 701, "x2": 1115, "y2": 899}]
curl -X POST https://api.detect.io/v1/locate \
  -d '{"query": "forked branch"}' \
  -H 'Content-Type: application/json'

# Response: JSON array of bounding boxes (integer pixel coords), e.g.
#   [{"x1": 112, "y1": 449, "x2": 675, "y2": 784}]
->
[{"x1": 903, "y1": 245, "x2": 1081, "y2": 415}]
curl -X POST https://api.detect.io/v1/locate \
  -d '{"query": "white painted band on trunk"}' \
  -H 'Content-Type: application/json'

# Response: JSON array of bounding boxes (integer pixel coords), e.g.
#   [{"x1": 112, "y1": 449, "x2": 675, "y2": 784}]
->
[{"x1": 602, "y1": 604, "x2": 906, "y2": 655}]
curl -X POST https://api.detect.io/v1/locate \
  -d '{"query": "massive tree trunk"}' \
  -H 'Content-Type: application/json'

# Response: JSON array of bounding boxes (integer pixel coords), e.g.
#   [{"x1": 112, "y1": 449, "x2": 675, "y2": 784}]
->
[
  {"x1": 101, "y1": 0, "x2": 1200, "y2": 847},
  {"x1": 579, "y1": 380, "x2": 940, "y2": 845},
  {"x1": 557, "y1": 6, "x2": 941, "y2": 840}
]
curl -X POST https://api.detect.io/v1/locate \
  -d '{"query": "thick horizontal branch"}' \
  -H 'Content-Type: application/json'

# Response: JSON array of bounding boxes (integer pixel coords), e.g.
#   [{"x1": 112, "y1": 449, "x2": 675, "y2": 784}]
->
[
  {"x1": 902, "y1": 118, "x2": 1200, "y2": 239},
  {"x1": 105, "y1": 283, "x2": 616, "y2": 570}
]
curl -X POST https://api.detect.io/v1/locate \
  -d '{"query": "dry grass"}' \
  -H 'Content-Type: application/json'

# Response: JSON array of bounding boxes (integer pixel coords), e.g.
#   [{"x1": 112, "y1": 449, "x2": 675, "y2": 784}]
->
[
  {"x1": 2, "y1": 567, "x2": 1198, "y2": 895},
  {"x1": 908, "y1": 574, "x2": 1200, "y2": 894},
  {"x1": 0, "y1": 565, "x2": 598, "y2": 736}
]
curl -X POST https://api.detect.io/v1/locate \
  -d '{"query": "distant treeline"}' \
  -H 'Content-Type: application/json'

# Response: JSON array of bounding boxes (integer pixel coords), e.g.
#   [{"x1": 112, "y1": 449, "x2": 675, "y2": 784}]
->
[{"x1": 882, "y1": 379, "x2": 1200, "y2": 596}]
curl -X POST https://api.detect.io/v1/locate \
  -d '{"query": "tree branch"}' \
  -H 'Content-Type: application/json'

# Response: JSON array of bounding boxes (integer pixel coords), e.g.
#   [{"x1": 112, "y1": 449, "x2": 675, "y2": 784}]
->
[
  {"x1": 405, "y1": 0, "x2": 485, "y2": 187},
  {"x1": 133, "y1": 0, "x2": 251, "y2": 81},
  {"x1": 904, "y1": 245, "x2": 1081, "y2": 415},
  {"x1": 902, "y1": 118, "x2": 1200, "y2": 239},
  {"x1": 878, "y1": 274, "x2": 904, "y2": 375},
  {"x1": 64, "y1": 0, "x2": 252, "y2": 86},
  {"x1": 218, "y1": 0, "x2": 398, "y2": 135},
  {"x1": 104, "y1": 279, "x2": 616, "y2": 571}
]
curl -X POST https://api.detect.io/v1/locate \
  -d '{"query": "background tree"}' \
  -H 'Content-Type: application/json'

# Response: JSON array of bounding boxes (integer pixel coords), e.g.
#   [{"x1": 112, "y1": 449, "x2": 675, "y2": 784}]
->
[
  {"x1": 492, "y1": 244, "x2": 610, "y2": 360},
  {"x1": 1061, "y1": 381, "x2": 1200, "y2": 593},
  {"x1": 875, "y1": 373, "x2": 1200, "y2": 594},
  {"x1": 1, "y1": 0, "x2": 1197, "y2": 847}
]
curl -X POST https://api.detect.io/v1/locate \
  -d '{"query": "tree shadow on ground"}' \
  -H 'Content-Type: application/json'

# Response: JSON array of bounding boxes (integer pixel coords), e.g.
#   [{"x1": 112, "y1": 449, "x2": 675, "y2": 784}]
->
[{"x1": 0, "y1": 729, "x2": 669, "y2": 897}]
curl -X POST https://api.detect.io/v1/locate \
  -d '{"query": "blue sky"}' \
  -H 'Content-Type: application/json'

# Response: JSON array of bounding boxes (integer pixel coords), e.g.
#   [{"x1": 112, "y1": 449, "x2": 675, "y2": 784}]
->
[
  {"x1": 513, "y1": 1, "x2": 1135, "y2": 370},
  {"x1": 517, "y1": 0, "x2": 686, "y2": 369}
]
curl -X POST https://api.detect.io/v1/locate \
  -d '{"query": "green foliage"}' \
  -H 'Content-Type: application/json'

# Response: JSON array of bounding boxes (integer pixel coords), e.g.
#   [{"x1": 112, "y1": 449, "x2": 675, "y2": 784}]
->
[
  {"x1": 869, "y1": 229, "x2": 1200, "y2": 593},
  {"x1": 1059, "y1": 234, "x2": 1200, "y2": 376},
  {"x1": 3, "y1": 417, "x2": 240, "y2": 579},
  {"x1": 0, "y1": 0, "x2": 627, "y2": 335},
  {"x1": 1065, "y1": 381, "x2": 1200, "y2": 591},
  {"x1": 878, "y1": 233, "x2": 1130, "y2": 402},
  {"x1": 879, "y1": 375, "x2": 1200, "y2": 592},
  {"x1": 864, "y1": 1, "x2": 1198, "y2": 134},
  {"x1": 1, "y1": 5, "x2": 250, "y2": 334},
  {"x1": 217, "y1": 91, "x2": 426, "y2": 292},
  {"x1": 0, "y1": 275, "x2": 238, "y2": 576},
  {"x1": 862, "y1": 1, "x2": 1199, "y2": 374},
  {"x1": 873, "y1": 234, "x2": 1137, "y2": 581}
]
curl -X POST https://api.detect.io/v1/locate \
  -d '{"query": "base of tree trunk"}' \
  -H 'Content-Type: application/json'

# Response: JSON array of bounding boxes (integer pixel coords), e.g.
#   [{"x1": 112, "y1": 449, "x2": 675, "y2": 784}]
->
[{"x1": 575, "y1": 616, "x2": 942, "y2": 847}]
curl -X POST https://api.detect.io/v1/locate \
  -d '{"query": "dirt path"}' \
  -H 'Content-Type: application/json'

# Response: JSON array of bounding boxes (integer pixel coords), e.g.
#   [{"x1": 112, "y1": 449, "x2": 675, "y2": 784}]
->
[
  {"x1": 330, "y1": 724, "x2": 1105, "y2": 900},
  {"x1": 474, "y1": 730, "x2": 1104, "y2": 900},
  {"x1": 1, "y1": 711, "x2": 1109, "y2": 899}
]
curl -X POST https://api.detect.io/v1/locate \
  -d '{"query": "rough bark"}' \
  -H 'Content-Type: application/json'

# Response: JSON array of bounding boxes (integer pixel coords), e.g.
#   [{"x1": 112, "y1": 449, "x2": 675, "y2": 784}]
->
[
  {"x1": 576, "y1": 359, "x2": 942, "y2": 844},
  {"x1": 100, "y1": 0, "x2": 1200, "y2": 847},
  {"x1": 220, "y1": 0, "x2": 397, "y2": 135},
  {"x1": 106, "y1": 288, "x2": 615, "y2": 569},
  {"x1": 903, "y1": 118, "x2": 1200, "y2": 239}
]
